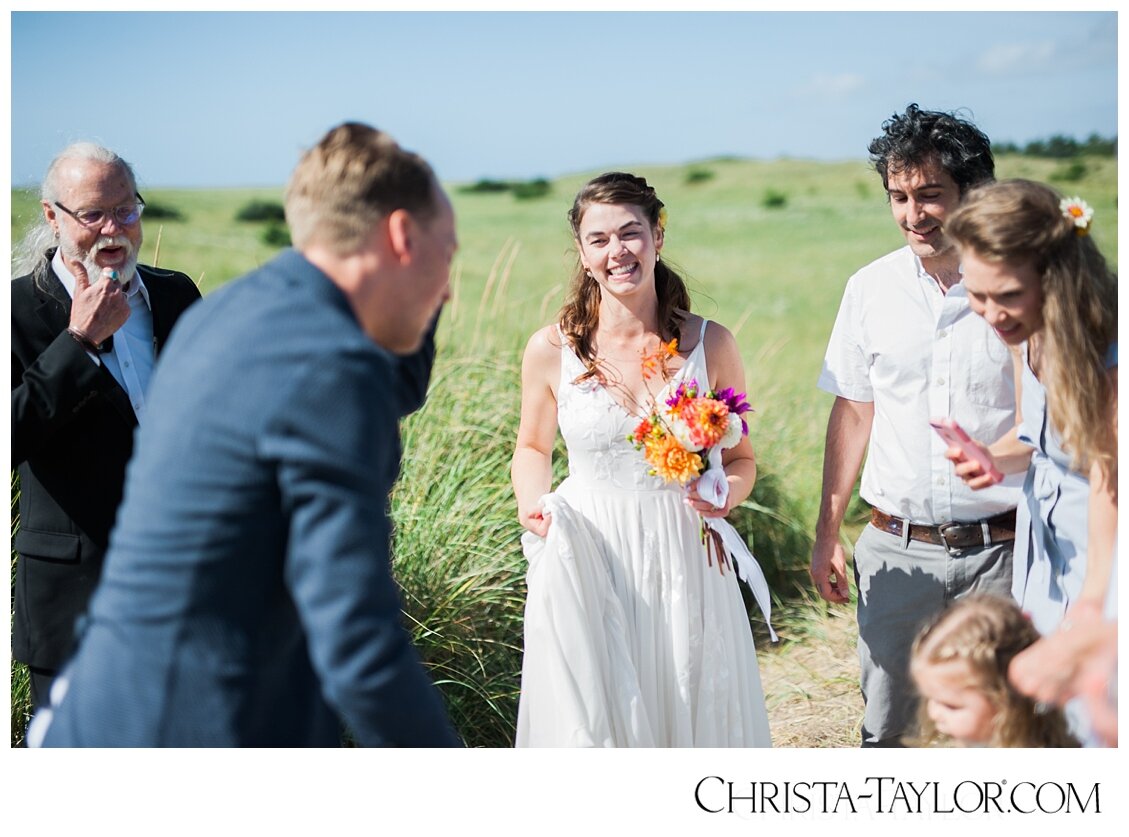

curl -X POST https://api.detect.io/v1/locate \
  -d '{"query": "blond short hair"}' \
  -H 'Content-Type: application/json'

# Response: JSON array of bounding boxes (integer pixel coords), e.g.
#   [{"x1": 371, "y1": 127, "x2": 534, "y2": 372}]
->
[{"x1": 284, "y1": 122, "x2": 438, "y2": 255}]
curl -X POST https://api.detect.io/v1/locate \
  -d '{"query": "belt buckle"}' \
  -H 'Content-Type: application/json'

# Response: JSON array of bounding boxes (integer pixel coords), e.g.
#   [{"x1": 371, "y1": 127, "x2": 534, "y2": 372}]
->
[{"x1": 938, "y1": 522, "x2": 966, "y2": 556}]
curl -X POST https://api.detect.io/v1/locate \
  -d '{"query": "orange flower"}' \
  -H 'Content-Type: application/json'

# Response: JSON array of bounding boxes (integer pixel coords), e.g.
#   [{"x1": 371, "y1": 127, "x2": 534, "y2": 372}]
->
[
  {"x1": 644, "y1": 434, "x2": 703, "y2": 484},
  {"x1": 680, "y1": 397, "x2": 729, "y2": 449},
  {"x1": 641, "y1": 338, "x2": 679, "y2": 380},
  {"x1": 632, "y1": 417, "x2": 656, "y2": 445}
]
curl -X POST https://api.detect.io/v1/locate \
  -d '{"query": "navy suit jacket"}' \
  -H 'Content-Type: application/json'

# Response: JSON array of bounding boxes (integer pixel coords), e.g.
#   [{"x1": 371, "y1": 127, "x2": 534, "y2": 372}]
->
[
  {"x1": 11, "y1": 256, "x2": 201, "y2": 670},
  {"x1": 41, "y1": 249, "x2": 459, "y2": 746}
]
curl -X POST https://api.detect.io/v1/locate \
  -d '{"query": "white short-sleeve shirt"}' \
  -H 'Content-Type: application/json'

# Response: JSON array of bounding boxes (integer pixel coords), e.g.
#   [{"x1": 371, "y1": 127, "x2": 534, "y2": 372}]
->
[{"x1": 818, "y1": 246, "x2": 1022, "y2": 525}]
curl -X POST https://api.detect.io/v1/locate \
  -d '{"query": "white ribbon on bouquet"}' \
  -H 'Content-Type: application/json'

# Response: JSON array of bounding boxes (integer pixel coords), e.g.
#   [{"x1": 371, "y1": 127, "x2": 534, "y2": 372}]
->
[{"x1": 695, "y1": 446, "x2": 778, "y2": 642}]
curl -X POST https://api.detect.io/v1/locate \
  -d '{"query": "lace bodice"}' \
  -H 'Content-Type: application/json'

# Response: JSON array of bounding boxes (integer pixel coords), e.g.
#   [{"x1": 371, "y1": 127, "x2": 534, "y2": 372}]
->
[{"x1": 556, "y1": 322, "x2": 709, "y2": 492}]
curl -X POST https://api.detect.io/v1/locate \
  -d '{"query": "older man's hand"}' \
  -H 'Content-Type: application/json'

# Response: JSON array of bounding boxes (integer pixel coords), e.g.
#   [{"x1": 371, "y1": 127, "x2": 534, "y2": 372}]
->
[{"x1": 69, "y1": 263, "x2": 130, "y2": 345}]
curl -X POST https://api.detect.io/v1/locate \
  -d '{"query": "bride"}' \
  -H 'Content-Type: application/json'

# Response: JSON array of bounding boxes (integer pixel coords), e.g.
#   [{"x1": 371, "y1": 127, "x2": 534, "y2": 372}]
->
[{"x1": 510, "y1": 172, "x2": 772, "y2": 747}]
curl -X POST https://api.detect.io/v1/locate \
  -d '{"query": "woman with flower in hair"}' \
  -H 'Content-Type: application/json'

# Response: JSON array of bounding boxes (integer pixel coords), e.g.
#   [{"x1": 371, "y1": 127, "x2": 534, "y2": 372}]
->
[
  {"x1": 510, "y1": 172, "x2": 772, "y2": 747},
  {"x1": 942, "y1": 180, "x2": 1117, "y2": 720}
]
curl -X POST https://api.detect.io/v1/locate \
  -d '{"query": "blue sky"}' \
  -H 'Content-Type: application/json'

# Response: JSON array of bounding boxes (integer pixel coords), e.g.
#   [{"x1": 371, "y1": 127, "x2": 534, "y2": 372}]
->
[{"x1": 8, "y1": 10, "x2": 1119, "y2": 188}]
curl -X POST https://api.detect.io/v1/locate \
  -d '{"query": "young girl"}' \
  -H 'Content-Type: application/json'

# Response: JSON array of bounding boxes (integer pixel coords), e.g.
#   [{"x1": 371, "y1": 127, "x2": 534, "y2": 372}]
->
[{"x1": 910, "y1": 595, "x2": 1078, "y2": 747}]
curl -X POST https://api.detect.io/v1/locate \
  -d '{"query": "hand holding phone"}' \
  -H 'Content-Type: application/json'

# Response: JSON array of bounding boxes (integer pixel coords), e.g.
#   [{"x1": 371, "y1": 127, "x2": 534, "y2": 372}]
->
[{"x1": 930, "y1": 417, "x2": 1004, "y2": 485}]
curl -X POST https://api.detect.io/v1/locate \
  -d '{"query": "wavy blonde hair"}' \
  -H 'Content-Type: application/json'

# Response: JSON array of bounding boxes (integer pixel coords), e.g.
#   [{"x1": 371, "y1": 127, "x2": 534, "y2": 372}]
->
[
  {"x1": 560, "y1": 172, "x2": 690, "y2": 382},
  {"x1": 946, "y1": 179, "x2": 1117, "y2": 485},
  {"x1": 910, "y1": 595, "x2": 1078, "y2": 748}
]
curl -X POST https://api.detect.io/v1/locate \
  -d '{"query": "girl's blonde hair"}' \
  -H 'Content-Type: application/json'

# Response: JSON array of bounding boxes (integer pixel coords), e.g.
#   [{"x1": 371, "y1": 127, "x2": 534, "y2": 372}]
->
[
  {"x1": 946, "y1": 179, "x2": 1117, "y2": 486},
  {"x1": 910, "y1": 595, "x2": 1078, "y2": 747}
]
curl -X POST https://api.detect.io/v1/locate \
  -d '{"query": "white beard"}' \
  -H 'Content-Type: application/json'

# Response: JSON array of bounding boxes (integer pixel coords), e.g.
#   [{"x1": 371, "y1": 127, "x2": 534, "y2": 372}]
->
[{"x1": 63, "y1": 234, "x2": 141, "y2": 286}]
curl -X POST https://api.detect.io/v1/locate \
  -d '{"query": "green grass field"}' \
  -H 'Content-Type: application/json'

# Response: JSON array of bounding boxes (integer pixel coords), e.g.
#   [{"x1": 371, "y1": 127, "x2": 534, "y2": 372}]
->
[{"x1": 10, "y1": 154, "x2": 1118, "y2": 745}]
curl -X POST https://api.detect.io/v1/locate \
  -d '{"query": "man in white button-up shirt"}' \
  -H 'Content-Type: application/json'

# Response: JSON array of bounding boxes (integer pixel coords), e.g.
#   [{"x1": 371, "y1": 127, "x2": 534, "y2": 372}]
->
[{"x1": 812, "y1": 105, "x2": 1022, "y2": 747}]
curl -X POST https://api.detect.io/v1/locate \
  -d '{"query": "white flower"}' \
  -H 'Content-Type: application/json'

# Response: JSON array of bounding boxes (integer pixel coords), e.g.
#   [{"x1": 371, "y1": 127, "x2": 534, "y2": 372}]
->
[
  {"x1": 666, "y1": 411, "x2": 701, "y2": 451},
  {"x1": 1059, "y1": 196, "x2": 1094, "y2": 232},
  {"x1": 719, "y1": 413, "x2": 744, "y2": 449}
]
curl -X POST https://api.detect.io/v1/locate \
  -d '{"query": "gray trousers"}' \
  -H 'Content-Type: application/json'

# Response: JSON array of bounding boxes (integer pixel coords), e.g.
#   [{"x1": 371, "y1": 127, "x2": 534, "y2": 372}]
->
[{"x1": 853, "y1": 523, "x2": 1014, "y2": 746}]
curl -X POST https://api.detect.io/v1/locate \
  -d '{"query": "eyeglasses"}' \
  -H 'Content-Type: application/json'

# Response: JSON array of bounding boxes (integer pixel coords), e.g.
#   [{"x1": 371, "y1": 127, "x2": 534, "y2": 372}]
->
[{"x1": 54, "y1": 192, "x2": 146, "y2": 228}]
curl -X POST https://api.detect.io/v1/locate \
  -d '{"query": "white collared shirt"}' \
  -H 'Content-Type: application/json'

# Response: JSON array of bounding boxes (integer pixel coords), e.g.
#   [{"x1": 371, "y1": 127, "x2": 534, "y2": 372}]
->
[
  {"x1": 817, "y1": 246, "x2": 1022, "y2": 524},
  {"x1": 52, "y1": 251, "x2": 156, "y2": 422}
]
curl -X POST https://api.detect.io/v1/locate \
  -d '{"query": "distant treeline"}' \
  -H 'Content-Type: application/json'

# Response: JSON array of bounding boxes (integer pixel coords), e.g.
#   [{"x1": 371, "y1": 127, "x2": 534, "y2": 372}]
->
[
  {"x1": 458, "y1": 178, "x2": 552, "y2": 200},
  {"x1": 995, "y1": 133, "x2": 1117, "y2": 158}
]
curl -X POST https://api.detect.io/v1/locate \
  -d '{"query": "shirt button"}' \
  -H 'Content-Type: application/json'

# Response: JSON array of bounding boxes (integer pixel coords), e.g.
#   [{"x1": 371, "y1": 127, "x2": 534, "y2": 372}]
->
[
  {"x1": 124, "y1": 361, "x2": 131, "y2": 368},
  {"x1": 938, "y1": 329, "x2": 948, "y2": 338},
  {"x1": 936, "y1": 377, "x2": 946, "y2": 386},
  {"x1": 937, "y1": 477, "x2": 945, "y2": 486}
]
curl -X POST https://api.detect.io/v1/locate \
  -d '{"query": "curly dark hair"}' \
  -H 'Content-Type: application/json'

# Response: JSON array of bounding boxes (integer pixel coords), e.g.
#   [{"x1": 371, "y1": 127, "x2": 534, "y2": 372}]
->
[{"x1": 868, "y1": 103, "x2": 995, "y2": 195}]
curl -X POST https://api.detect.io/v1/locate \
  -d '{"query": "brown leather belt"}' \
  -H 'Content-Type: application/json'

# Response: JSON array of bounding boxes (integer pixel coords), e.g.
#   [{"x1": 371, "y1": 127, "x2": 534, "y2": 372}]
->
[{"x1": 870, "y1": 508, "x2": 1017, "y2": 555}]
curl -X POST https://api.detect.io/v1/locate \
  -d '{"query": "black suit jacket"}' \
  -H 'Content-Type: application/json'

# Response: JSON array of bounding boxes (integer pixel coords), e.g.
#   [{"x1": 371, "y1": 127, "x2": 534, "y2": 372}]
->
[{"x1": 11, "y1": 253, "x2": 201, "y2": 669}]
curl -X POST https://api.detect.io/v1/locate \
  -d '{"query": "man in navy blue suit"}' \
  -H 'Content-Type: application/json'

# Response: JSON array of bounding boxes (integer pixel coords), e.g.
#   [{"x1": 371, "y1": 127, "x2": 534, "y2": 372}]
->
[{"x1": 33, "y1": 123, "x2": 461, "y2": 746}]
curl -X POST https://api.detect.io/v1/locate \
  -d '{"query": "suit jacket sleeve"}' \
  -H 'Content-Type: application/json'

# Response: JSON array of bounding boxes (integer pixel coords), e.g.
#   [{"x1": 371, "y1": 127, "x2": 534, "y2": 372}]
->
[
  {"x1": 262, "y1": 349, "x2": 461, "y2": 747},
  {"x1": 11, "y1": 318, "x2": 117, "y2": 467},
  {"x1": 11, "y1": 268, "x2": 202, "y2": 467},
  {"x1": 393, "y1": 310, "x2": 440, "y2": 417}
]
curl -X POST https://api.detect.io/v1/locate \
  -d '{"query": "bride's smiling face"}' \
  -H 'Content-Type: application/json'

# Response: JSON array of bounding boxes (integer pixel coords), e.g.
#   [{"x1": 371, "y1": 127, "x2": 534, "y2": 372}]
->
[{"x1": 576, "y1": 202, "x2": 663, "y2": 296}]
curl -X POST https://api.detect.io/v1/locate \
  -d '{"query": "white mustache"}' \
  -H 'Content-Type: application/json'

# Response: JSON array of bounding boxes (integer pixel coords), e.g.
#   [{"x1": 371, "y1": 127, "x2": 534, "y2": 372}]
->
[{"x1": 92, "y1": 235, "x2": 133, "y2": 254}]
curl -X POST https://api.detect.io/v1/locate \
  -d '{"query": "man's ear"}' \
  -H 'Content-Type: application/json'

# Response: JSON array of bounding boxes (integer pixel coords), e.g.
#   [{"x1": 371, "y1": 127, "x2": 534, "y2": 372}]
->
[
  {"x1": 42, "y1": 201, "x2": 59, "y2": 235},
  {"x1": 387, "y1": 209, "x2": 413, "y2": 265}
]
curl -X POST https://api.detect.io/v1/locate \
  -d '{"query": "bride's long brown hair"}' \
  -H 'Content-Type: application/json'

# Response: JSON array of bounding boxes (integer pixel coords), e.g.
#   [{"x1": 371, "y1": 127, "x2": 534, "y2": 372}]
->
[{"x1": 560, "y1": 172, "x2": 691, "y2": 382}]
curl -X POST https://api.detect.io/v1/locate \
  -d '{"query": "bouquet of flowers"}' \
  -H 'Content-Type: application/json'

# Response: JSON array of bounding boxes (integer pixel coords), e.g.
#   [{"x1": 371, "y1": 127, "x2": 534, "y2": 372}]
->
[
  {"x1": 629, "y1": 339, "x2": 752, "y2": 509},
  {"x1": 625, "y1": 338, "x2": 776, "y2": 639}
]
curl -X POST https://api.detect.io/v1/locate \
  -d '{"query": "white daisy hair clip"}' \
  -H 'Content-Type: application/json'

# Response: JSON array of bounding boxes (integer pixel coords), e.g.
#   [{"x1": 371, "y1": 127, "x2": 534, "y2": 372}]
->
[{"x1": 1059, "y1": 196, "x2": 1094, "y2": 236}]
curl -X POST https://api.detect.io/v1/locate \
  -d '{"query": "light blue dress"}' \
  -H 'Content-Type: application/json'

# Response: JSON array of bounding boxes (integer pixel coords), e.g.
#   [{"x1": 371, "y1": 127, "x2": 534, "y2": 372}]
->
[{"x1": 1013, "y1": 342, "x2": 1117, "y2": 635}]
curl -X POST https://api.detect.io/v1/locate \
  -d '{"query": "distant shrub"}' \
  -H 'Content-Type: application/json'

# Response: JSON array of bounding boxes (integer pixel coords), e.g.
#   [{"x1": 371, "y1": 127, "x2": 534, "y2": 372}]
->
[
  {"x1": 261, "y1": 221, "x2": 291, "y2": 247},
  {"x1": 459, "y1": 179, "x2": 513, "y2": 194},
  {"x1": 685, "y1": 167, "x2": 715, "y2": 185},
  {"x1": 762, "y1": 189, "x2": 787, "y2": 209},
  {"x1": 458, "y1": 178, "x2": 552, "y2": 200},
  {"x1": 854, "y1": 180, "x2": 870, "y2": 199},
  {"x1": 236, "y1": 200, "x2": 286, "y2": 222},
  {"x1": 511, "y1": 178, "x2": 551, "y2": 200},
  {"x1": 1049, "y1": 160, "x2": 1088, "y2": 183},
  {"x1": 142, "y1": 201, "x2": 184, "y2": 221}
]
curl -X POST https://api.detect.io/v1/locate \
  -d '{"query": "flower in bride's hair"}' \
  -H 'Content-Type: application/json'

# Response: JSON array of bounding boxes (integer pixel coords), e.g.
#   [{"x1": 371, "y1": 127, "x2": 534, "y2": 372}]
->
[
  {"x1": 657, "y1": 206, "x2": 668, "y2": 231},
  {"x1": 645, "y1": 434, "x2": 703, "y2": 485},
  {"x1": 1059, "y1": 196, "x2": 1094, "y2": 235}
]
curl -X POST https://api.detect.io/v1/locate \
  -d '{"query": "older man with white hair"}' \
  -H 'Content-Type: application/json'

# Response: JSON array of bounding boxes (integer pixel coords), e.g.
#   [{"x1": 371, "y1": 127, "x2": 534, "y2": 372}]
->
[{"x1": 11, "y1": 143, "x2": 201, "y2": 714}]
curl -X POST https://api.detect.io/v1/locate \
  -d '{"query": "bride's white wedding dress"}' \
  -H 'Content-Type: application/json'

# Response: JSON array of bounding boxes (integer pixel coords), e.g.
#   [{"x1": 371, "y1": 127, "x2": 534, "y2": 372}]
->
[{"x1": 515, "y1": 321, "x2": 772, "y2": 747}]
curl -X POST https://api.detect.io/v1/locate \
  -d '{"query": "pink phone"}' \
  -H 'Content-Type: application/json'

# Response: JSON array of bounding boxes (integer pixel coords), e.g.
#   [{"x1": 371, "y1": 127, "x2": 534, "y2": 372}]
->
[{"x1": 930, "y1": 417, "x2": 1004, "y2": 484}]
